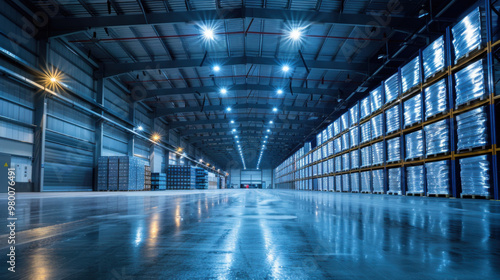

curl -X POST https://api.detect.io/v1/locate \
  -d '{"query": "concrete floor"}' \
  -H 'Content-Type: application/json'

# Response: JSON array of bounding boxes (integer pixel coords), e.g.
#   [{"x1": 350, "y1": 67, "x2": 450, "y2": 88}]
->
[{"x1": 1, "y1": 190, "x2": 500, "y2": 279}]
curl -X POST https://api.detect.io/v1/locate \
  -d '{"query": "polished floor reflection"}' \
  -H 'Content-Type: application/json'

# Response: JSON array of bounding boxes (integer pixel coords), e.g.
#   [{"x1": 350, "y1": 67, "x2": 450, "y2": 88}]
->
[{"x1": 1, "y1": 190, "x2": 500, "y2": 279}]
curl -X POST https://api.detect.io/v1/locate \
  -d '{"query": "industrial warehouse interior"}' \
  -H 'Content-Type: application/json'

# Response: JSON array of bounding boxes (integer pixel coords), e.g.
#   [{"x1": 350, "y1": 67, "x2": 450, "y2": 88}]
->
[{"x1": 1, "y1": 0, "x2": 500, "y2": 279}]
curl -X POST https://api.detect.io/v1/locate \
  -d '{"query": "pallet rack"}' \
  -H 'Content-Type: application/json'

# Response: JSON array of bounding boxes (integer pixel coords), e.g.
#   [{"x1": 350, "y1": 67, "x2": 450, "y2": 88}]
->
[{"x1": 275, "y1": 0, "x2": 500, "y2": 200}]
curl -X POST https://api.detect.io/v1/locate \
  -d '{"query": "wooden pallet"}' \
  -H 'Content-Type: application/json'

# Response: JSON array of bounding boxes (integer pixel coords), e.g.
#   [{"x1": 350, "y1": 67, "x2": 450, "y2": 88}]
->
[
  {"x1": 407, "y1": 193, "x2": 425, "y2": 197},
  {"x1": 457, "y1": 145, "x2": 488, "y2": 154},
  {"x1": 426, "y1": 151, "x2": 450, "y2": 158},
  {"x1": 460, "y1": 194, "x2": 491, "y2": 199},
  {"x1": 372, "y1": 163, "x2": 384, "y2": 167},
  {"x1": 455, "y1": 45, "x2": 484, "y2": 66},
  {"x1": 387, "y1": 192, "x2": 401, "y2": 196},
  {"x1": 427, "y1": 193, "x2": 451, "y2": 198},
  {"x1": 425, "y1": 110, "x2": 448, "y2": 121},
  {"x1": 455, "y1": 95, "x2": 488, "y2": 110},
  {"x1": 423, "y1": 68, "x2": 447, "y2": 83},
  {"x1": 373, "y1": 191, "x2": 385, "y2": 195},
  {"x1": 404, "y1": 121, "x2": 422, "y2": 129},
  {"x1": 406, "y1": 156, "x2": 424, "y2": 162},
  {"x1": 386, "y1": 160, "x2": 401, "y2": 164}
]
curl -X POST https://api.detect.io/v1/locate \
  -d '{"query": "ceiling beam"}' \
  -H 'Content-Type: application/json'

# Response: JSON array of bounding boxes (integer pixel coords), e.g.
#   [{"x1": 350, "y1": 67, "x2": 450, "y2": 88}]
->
[
  {"x1": 102, "y1": 56, "x2": 370, "y2": 78},
  {"x1": 48, "y1": 8, "x2": 422, "y2": 38},
  {"x1": 166, "y1": 117, "x2": 320, "y2": 129},
  {"x1": 180, "y1": 127, "x2": 310, "y2": 136}
]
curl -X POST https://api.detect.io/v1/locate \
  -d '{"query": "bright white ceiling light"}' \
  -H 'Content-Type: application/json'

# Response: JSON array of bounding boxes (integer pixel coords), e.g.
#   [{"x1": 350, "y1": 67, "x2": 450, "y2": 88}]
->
[
  {"x1": 137, "y1": 125, "x2": 143, "y2": 131},
  {"x1": 213, "y1": 65, "x2": 220, "y2": 72},
  {"x1": 269, "y1": 120, "x2": 273, "y2": 124},
  {"x1": 289, "y1": 28, "x2": 302, "y2": 41},
  {"x1": 202, "y1": 27, "x2": 215, "y2": 40},
  {"x1": 273, "y1": 107, "x2": 278, "y2": 112},
  {"x1": 226, "y1": 107, "x2": 232, "y2": 112},
  {"x1": 282, "y1": 65, "x2": 290, "y2": 72},
  {"x1": 220, "y1": 88, "x2": 227, "y2": 94},
  {"x1": 277, "y1": 89, "x2": 283, "y2": 94},
  {"x1": 230, "y1": 120, "x2": 234, "y2": 124},
  {"x1": 232, "y1": 128, "x2": 236, "y2": 132}
]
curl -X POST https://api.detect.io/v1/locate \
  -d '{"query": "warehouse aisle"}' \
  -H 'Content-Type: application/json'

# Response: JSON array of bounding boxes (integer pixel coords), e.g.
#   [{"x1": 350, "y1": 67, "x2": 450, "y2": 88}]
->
[{"x1": 2, "y1": 190, "x2": 500, "y2": 279}]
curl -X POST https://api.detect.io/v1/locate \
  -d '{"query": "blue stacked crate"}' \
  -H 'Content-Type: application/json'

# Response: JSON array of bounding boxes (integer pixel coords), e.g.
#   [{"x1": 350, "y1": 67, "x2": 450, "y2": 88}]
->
[
  {"x1": 424, "y1": 79, "x2": 448, "y2": 120},
  {"x1": 372, "y1": 169, "x2": 384, "y2": 193},
  {"x1": 334, "y1": 119, "x2": 341, "y2": 136},
  {"x1": 97, "y1": 157, "x2": 108, "y2": 191},
  {"x1": 385, "y1": 105, "x2": 400, "y2": 135},
  {"x1": 360, "y1": 96, "x2": 371, "y2": 120},
  {"x1": 425, "y1": 160, "x2": 450, "y2": 195},
  {"x1": 342, "y1": 154, "x2": 350, "y2": 171},
  {"x1": 328, "y1": 159, "x2": 334, "y2": 174},
  {"x1": 328, "y1": 176, "x2": 334, "y2": 192},
  {"x1": 361, "y1": 171, "x2": 371, "y2": 193},
  {"x1": 350, "y1": 127, "x2": 359, "y2": 148},
  {"x1": 388, "y1": 168, "x2": 402, "y2": 195},
  {"x1": 108, "y1": 157, "x2": 119, "y2": 191},
  {"x1": 401, "y1": 56, "x2": 421, "y2": 94},
  {"x1": 360, "y1": 121, "x2": 371, "y2": 144},
  {"x1": 351, "y1": 173, "x2": 360, "y2": 193},
  {"x1": 423, "y1": 36, "x2": 445, "y2": 80},
  {"x1": 324, "y1": 177, "x2": 329, "y2": 191},
  {"x1": 371, "y1": 114, "x2": 383, "y2": 140},
  {"x1": 167, "y1": 166, "x2": 196, "y2": 190},
  {"x1": 387, "y1": 137, "x2": 401, "y2": 163},
  {"x1": 454, "y1": 59, "x2": 487, "y2": 108},
  {"x1": 424, "y1": 119, "x2": 450, "y2": 157},
  {"x1": 372, "y1": 141, "x2": 384, "y2": 166},
  {"x1": 335, "y1": 175, "x2": 342, "y2": 192},
  {"x1": 316, "y1": 132, "x2": 322, "y2": 146},
  {"x1": 456, "y1": 106, "x2": 488, "y2": 152},
  {"x1": 459, "y1": 155, "x2": 490, "y2": 197},
  {"x1": 195, "y1": 168, "x2": 208, "y2": 189},
  {"x1": 342, "y1": 174, "x2": 350, "y2": 192},
  {"x1": 327, "y1": 142, "x2": 333, "y2": 157},
  {"x1": 143, "y1": 165, "x2": 151, "y2": 190},
  {"x1": 405, "y1": 130, "x2": 424, "y2": 160},
  {"x1": 404, "y1": 93, "x2": 422, "y2": 128},
  {"x1": 120, "y1": 157, "x2": 138, "y2": 191},
  {"x1": 361, "y1": 146, "x2": 371, "y2": 167},
  {"x1": 350, "y1": 103, "x2": 359, "y2": 127},
  {"x1": 334, "y1": 138, "x2": 342, "y2": 154},
  {"x1": 318, "y1": 177, "x2": 323, "y2": 191},
  {"x1": 370, "y1": 86, "x2": 383, "y2": 113},
  {"x1": 452, "y1": 8, "x2": 484, "y2": 64},
  {"x1": 341, "y1": 112, "x2": 349, "y2": 132},
  {"x1": 351, "y1": 150, "x2": 359, "y2": 169},
  {"x1": 322, "y1": 160, "x2": 328, "y2": 175},
  {"x1": 406, "y1": 165, "x2": 424, "y2": 195},
  {"x1": 137, "y1": 162, "x2": 146, "y2": 190},
  {"x1": 341, "y1": 133, "x2": 349, "y2": 152},
  {"x1": 335, "y1": 156, "x2": 341, "y2": 173},
  {"x1": 151, "y1": 173, "x2": 167, "y2": 190},
  {"x1": 384, "y1": 73, "x2": 399, "y2": 105},
  {"x1": 327, "y1": 124, "x2": 334, "y2": 139}
]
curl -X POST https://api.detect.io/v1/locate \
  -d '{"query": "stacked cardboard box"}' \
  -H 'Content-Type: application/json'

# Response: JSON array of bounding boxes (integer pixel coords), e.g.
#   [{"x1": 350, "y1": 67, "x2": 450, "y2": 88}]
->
[
  {"x1": 167, "y1": 166, "x2": 196, "y2": 189},
  {"x1": 195, "y1": 168, "x2": 208, "y2": 189},
  {"x1": 151, "y1": 173, "x2": 167, "y2": 190},
  {"x1": 144, "y1": 166, "x2": 151, "y2": 190},
  {"x1": 97, "y1": 156, "x2": 147, "y2": 191}
]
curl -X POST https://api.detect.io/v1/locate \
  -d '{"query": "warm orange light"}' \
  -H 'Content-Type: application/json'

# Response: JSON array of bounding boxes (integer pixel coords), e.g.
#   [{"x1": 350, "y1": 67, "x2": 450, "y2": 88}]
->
[
  {"x1": 177, "y1": 147, "x2": 183, "y2": 152},
  {"x1": 50, "y1": 77, "x2": 57, "y2": 83},
  {"x1": 152, "y1": 134, "x2": 160, "y2": 141}
]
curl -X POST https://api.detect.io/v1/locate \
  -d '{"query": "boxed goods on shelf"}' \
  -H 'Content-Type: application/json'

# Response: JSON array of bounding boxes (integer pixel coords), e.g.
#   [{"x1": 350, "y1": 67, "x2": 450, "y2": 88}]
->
[
  {"x1": 324, "y1": 177, "x2": 329, "y2": 191},
  {"x1": 329, "y1": 176, "x2": 334, "y2": 191},
  {"x1": 328, "y1": 159, "x2": 334, "y2": 174},
  {"x1": 361, "y1": 171, "x2": 371, "y2": 192},
  {"x1": 335, "y1": 175, "x2": 342, "y2": 191},
  {"x1": 401, "y1": 55, "x2": 421, "y2": 93},
  {"x1": 351, "y1": 150, "x2": 359, "y2": 169},
  {"x1": 334, "y1": 138, "x2": 342, "y2": 154},
  {"x1": 371, "y1": 114, "x2": 383, "y2": 140},
  {"x1": 341, "y1": 133, "x2": 349, "y2": 151},
  {"x1": 323, "y1": 161, "x2": 328, "y2": 174},
  {"x1": 327, "y1": 124, "x2": 334, "y2": 139},
  {"x1": 372, "y1": 141, "x2": 384, "y2": 165},
  {"x1": 456, "y1": 106, "x2": 488, "y2": 151},
  {"x1": 313, "y1": 163, "x2": 318, "y2": 176},
  {"x1": 351, "y1": 173, "x2": 360, "y2": 192},
  {"x1": 388, "y1": 168, "x2": 402, "y2": 195},
  {"x1": 335, "y1": 156, "x2": 342, "y2": 173},
  {"x1": 405, "y1": 130, "x2": 424, "y2": 160},
  {"x1": 151, "y1": 173, "x2": 167, "y2": 190},
  {"x1": 108, "y1": 157, "x2": 119, "y2": 191},
  {"x1": 350, "y1": 127, "x2": 359, "y2": 148},
  {"x1": 97, "y1": 157, "x2": 109, "y2": 191},
  {"x1": 361, "y1": 146, "x2": 372, "y2": 167},
  {"x1": 316, "y1": 132, "x2": 322, "y2": 146},
  {"x1": 423, "y1": 36, "x2": 445, "y2": 80},
  {"x1": 384, "y1": 73, "x2": 399, "y2": 105},
  {"x1": 349, "y1": 103, "x2": 359, "y2": 126},
  {"x1": 342, "y1": 174, "x2": 350, "y2": 192},
  {"x1": 454, "y1": 59, "x2": 486, "y2": 108},
  {"x1": 403, "y1": 93, "x2": 422, "y2": 127},
  {"x1": 195, "y1": 168, "x2": 208, "y2": 189},
  {"x1": 322, "y1": 129, "x2": 328, "y2": 143},
  {"x1": 334, "y1": 119, "x2": 341, "y2": 136},
  {"x1": 387, "y1": 137, "x2": 401, "y2": 163},
  {"x1": 424, "y1": 119, "x2": 450, "y2": 156},
  {"x1": 305, "y1": 142, "x2": 311, "y2": 152},
  {"x1": 425, "y1": 160, "x2": 450, "y2": 195},
  {"x1": 452, "y1": 7, "x2": 484, "y2": 64},
  {"x1": 360, "y1": 96, "x2": 371, "y2": 120},
  {"x1": 167, "y1": 166, "x2": 196, "y2": 190},
  {"x1": 459, "y1": 155, "x2": 490, "y2": 196},
  {"x1": 360, "y1": 121, "x2": 371, "y2": 143},
  {"x1": 370, "y1": 86, "x2": 383, "y2": 113},
  {"x1": 322, "y1": 145, "x2": 328, "y2": 159},
  {"x1": 328, "y1": 142, "x2": 334, "y2": 156},
  {"x1": 318, "y1": 178, "x2": 323, "y2": 191},
  {"x1": 406, "y1": 165, "x2": 424, "y2": 194},
  {"x1": 372, "y1": 169, "x2": 384, "y2": 193},
  {"x1": 424, "y1": 79, "x2": 447, "y2": 119},
  {"x1": 341, "y1": 112, "x2": 350, "y2": 132},
  {"x1": 342, "y1": 154, "x2": 350, "y2": 171},
  {"x1": 385, "y1": 105, "x2": 400, "y2": 134}
]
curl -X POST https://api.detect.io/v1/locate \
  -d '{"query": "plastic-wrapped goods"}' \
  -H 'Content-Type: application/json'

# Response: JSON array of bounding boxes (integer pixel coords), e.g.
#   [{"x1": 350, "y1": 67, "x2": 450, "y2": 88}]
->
[
  {"x1": 372, "y1": 169, "x2": 384, "y2": 193},
  {"x1": 388, "y1": 168, "x2": 402, "y2": 195},
  {"x1": 370, "y1": 86, "x2": 383, "y2": 113},
  {"x1": 328, "y1": 159, "x2": 334, "y2": 174},
  {"x1": 328, "y1": 142, "x2": 334, "y2": 157},
  {"x1": 335, "y1": 175, "x2": 342, "y2": 191},
  {"x1": 460, "y1": 155, "x2": 490, "y2": 196},
  {"x1": 372, "y1": 141, "x2": 384, "y2": 165},
  {"x1": 327, "y1": 124, "x2": 334, "y2": 139},
  {"x1": 371, "y1": 114, "x2": 383, "y2": 140},
  {"x1": 342, "y1": 153, "x2": 350, "y2": 171},
  {"x1": 312, "y1": 163, "x2": 318, "y2": 176},
  {"x1": 425, "y1": 160, "x2": 450, "y2": 195},
  {"x1": 385, "y1": 105, "x2": 400, "y2": 134},
  {"x1": 361, "y1": 171, "x2": 371, "y2": 192},
  {"x1": 456, "y1": 106, "x2": 488, "y2": 151},
  {"x1": 305, "y1": 142, "x2": 311, "y2": 153},
  {"x1": 341, "y1": 133, "x2": 349, "y2": 151},
  {"x1": 424, "y1": 79, "x2": 447, "y2": 119},
  {"x1": 349, "y1": 103, "x2": 359, "y2": 127},
  {"x1": 406, "y1": 165, "x2": 424, "y2": 194},
  {"x1": 360, "y1": 96, "x2": 371, "y2": 120},
  {"x1": 351, "y1": 173, "x2": 360, "y2": 192},
  {"x1": 401, "y1": 56, "x2": 421, "y2": 93},
  {"x1": 334, "y1": 119, "x2": 341, "y2": 136},
  {"x1": 350, "y1": 127, "x2": 359, "y2": 148},
  {"x1": 322, "y1": 129, "x2": 328, "y2": 143},
  {"x1": 334, "y1": 138, "x2": 342, "y2": 154},
  {"x1": 342, "y1": 174, "x2": 350, "y2": 192},
  {"x1": 360, "y1": 121, "x2": 371, "y2": 144},
  {"x1": 403, "y1": 93, "x2": 422, "y2": 127},
  {"x1": 424, "y1": 119, "x2": 449, "y2": 156},
  {"x1": 384, "y1": 73, "x2": 399, "y2": 105},
  {"x1": 341, "y1": 112, "x2": 350, "y2": 132},
  {"x1": 452, "y1": 8, "x2": 483, "y2": 64},
  {"x1": 318, "y1": 163, "x2": 323, "y2": 175},
  {"x1": 405, "y1": 130, "x2": 424, "y2": 160},
  {"x1": 329, "y1": 176, "x2": 334, "y2": 191},
  {"x1": 316, "y1": 132, "x2": 322, "y2": 146},
  {"x1": 318, "y1": 177, "x2": 323, "y2": 191},
  {"x1": 351, "y1": 150, "x2": 359, "y2": 169},
  {"x1": 361, "y1": 146, "x2": 372, "y2": 167},
  {"x1": 323, "y1": 161, "x2": 328, "y2": 175},
  {"x1": 455, "y1": 59, "x2": 486, "y2": 107},
  {"x1": 335, "y1": 156, "x2": 342, "y2": 173},
  {"x1": 387, "y1": 137, "x2": 401, "y2": 163},
  {"x1": 322, "y1": 145, "x2": 328, "y2": 159},
  {"x1": 423, "y1": 36, "x2": 445, "y2": 80}
]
